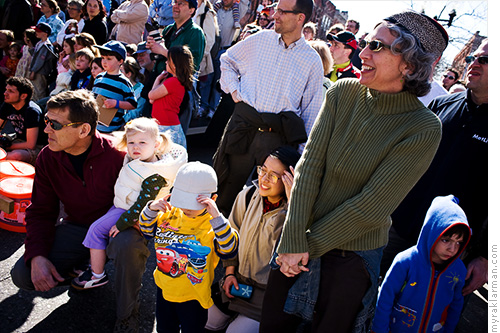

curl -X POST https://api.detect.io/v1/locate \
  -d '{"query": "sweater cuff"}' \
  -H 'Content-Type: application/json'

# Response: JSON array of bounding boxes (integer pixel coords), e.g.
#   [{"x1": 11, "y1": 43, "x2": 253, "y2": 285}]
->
[
  {"x1": 223, "y1": 258, "x2": 239, "y2": 268},
  {"x1": 276, "y1": 229, "x2": 309, "y2": 255},
  {"x1": 143, "y1": 201, "x2": 160, "y2": 218},
  {"x1": 209, "y1": 215, "x2": 226, "y2": 230}
]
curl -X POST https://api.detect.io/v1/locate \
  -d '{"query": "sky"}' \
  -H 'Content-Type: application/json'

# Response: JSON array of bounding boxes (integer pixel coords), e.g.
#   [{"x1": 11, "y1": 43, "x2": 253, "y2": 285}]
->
[{"x1": 331, "y1": 1, "x2": 488, "y2": 63}]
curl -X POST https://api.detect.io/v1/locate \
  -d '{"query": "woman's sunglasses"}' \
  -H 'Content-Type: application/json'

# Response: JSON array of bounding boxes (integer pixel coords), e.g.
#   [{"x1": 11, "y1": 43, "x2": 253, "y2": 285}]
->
[
  {"x1": 359, "y1": 39, "x2": 391, "y2": 52},
  {"x1": 44, "y1": 115, "x2": 83, "y2": 131},
  {"x1": 465, "y1": 55, "x2": 488, "y2": 65}
]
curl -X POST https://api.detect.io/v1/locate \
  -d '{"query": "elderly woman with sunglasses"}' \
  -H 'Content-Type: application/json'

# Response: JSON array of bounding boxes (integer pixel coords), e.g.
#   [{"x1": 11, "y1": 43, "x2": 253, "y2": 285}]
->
[{"x1": 260, "y1": 11, "x2": 448, "y2": 333}]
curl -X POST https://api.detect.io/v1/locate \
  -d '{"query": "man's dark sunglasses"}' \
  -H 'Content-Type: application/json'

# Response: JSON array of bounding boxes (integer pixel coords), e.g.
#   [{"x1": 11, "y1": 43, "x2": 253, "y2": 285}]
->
[
  {"x1": 465, "y1": 55, "x2": 488, "y2": 65},
  {"x1": 359, "y1": 39, "x2": 391, "y2": 52},
  {"x1": 44, "y1": 115, "x2": 83, "y2": 131}
]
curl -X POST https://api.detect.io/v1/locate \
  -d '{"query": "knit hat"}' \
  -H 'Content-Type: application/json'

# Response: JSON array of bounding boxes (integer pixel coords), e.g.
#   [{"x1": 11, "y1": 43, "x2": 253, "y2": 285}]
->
[
  {"x1": 33, "y1": 23, "x2": 52, "y2": 35},
  {"x1": 95, "y1": 40, "x2": 127, "y2": 60},
  {"x1": 170, "y1": 162, "x2": 218, "y2": 210},
  {"x1": 384, "y1": 10, "x2": 448, "y2": 60}
]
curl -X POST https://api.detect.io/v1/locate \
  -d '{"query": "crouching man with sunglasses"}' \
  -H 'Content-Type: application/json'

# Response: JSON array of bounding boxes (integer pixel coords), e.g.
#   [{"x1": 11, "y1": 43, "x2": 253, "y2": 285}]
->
[{"x1": 10, "y1": 90, "x2": 149, "y2": 332}]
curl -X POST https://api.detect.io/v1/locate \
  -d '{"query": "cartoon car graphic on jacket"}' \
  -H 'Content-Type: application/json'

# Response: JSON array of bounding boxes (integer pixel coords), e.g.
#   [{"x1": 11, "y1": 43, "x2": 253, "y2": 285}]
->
[{"x1": 156, "y1": 240, "x2": 211, "y2": 277}]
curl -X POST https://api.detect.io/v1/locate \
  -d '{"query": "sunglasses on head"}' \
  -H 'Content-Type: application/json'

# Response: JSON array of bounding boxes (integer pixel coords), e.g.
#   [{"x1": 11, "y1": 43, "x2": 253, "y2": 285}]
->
[
  {"x1": 443, "y1": 75, "x2": 455, "y2": 80},
  {"x1": 465, "y1": 55, "x2": 487, "y2": 65},
  {"x1": 359, "y1": 39, "x2": 391, "y2": 52},
  {"x1": 44, "y1": 115, "x2": 83, "y2": 131}
]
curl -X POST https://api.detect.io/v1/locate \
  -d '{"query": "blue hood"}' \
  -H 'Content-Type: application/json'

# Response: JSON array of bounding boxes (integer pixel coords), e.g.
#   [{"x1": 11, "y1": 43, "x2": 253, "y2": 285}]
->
[{"x1": 416, "y1": 195, "x2": 471, "y2": 268}]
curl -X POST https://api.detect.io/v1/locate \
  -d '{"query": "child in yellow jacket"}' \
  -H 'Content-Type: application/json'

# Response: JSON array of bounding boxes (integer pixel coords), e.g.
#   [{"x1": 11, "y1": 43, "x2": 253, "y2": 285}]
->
[{"x1": 139, "y1": 162, "x2": 238, "y2": 332}]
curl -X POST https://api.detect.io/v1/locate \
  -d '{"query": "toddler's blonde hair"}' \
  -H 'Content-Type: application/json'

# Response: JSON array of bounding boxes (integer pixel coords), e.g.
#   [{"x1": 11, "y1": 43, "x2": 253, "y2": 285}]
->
[{"x1": 116, "y1": 117, "x2": 172, "y2": 156}]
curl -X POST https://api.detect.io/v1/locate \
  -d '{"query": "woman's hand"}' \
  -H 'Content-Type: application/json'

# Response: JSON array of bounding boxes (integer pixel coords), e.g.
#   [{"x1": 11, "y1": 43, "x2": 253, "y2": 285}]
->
[
  {"x1": 154, "y1": 70, "x2": 168, "y2": 85},
  {"x1": 283, "y1": 166, "x2": 295, "y2": 200},
  {"x1": 223, "y1": 274, "x2": 239, "y2": 299},
  {"x1": 277, "y1": 252, "x2": 309, "y2": 277}
]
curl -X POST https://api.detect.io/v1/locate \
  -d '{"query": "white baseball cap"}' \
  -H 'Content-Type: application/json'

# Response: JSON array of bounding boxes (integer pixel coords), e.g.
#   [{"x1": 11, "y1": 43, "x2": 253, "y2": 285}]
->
[{"x1": 170, "y1": 162, "x2": 218, "y2": 210}]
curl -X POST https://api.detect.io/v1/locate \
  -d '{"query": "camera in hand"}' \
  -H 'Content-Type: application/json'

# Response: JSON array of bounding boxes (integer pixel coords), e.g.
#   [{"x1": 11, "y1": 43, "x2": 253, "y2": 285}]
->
[
  {"x1": 146, "y1": 21, "x2": 163, "y2": 43},
  {"x1": 149, "y1": 30, "x2": 163, "y2": 43},
  {"x1": 0, "y1": 132, "x2": 17, "y2": 149}
]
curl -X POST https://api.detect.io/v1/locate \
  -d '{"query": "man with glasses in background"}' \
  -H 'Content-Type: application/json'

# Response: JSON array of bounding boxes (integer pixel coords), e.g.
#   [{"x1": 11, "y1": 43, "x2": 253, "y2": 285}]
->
[
  {"x1": 381, "y1": 39, "x2": 488, "y2": 299},
  {"x1": 10, "y1": 90, "x2": 149, "y2": 332},
  {"x1": 213, "y1": 0, "x2": 323, "y2": 216}
]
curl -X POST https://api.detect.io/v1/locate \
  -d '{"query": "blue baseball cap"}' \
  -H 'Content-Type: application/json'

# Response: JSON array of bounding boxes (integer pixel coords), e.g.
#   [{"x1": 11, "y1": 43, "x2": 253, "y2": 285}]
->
[{"x1": 95, "y1": 40, "x2": 127, "y2": 60}]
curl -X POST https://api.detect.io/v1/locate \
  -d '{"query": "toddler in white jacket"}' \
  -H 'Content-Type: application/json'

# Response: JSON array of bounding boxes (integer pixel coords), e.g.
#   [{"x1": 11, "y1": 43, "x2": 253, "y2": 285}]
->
[{"x1": 72, "y1": 117, "x2": 187, "y2": 289}]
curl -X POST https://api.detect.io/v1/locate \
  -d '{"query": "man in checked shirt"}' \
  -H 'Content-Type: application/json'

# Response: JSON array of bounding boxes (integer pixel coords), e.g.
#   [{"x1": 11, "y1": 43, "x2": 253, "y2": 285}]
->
[{"x1": 212, "y1": 0, "x2": 323, "y2": 215}]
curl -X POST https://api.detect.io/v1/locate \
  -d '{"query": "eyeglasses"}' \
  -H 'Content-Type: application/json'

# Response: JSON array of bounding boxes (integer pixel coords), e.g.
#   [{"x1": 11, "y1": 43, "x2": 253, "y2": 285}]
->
[
  {"x1": 275, "y1": 8, "x2": 302, "y2": 15},
  {"x1": 67, "y1": 7, "x2": 80, "y2": 11},
  {"x1": 256, "y1": 166, "x2": 281, "y2": 184},
  {"x1": 359, "y1": 39, "x2": 391, "y2": 52},
  {"x1": 465, "y1": 55, "x2": 488, "y2": 65},
  {"x1": 443, "y1": 75, "x2": 455, "y2": 80},
  {"x1": 44, "y1": 115, "x2": 83, "y2": 131}
]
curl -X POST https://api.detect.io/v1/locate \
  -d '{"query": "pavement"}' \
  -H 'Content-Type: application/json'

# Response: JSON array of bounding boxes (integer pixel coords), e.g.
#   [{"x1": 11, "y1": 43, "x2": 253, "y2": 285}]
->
[{"x1": 0, "y1": 133, "x2": 488, "y2": 333}]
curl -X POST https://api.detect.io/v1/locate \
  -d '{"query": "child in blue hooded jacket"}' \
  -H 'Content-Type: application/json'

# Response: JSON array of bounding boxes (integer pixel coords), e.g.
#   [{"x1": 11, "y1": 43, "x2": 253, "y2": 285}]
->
[{"x1": 372, "y1": 195, "x2": 471, "y2": 333}]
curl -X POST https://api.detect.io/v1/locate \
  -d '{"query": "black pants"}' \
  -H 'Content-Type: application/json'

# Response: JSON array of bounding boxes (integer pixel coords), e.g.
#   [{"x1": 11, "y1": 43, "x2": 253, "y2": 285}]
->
[
  {"x1": 156, "y1": 287, "x2": 208, "y2": 333},
  {"x1": 260, "y1": 249, "x2": 371, "y2": 333}
]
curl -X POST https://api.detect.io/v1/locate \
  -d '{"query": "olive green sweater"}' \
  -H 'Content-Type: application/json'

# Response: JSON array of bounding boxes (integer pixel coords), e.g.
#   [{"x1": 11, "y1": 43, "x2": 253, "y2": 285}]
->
[{"x1": 277, "y1": 79, "x2": 442, "y2": 258}]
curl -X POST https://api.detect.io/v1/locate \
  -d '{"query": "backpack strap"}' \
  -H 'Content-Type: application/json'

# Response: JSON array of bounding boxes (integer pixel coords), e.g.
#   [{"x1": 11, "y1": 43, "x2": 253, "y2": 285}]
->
[
  {"x1": 245, "y1": 184, "x2": 257, "y2": 210},
  {"x1": 200, "y1": 5, "x2": 210, "y2": 30}
]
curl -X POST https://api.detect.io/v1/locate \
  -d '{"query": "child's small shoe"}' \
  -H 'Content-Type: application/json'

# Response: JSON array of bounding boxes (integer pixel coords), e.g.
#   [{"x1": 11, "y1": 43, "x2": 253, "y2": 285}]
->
[
  {"x1": 68, "y1": 263, "x2": 90, "y2": 278},
  {"x1": 234, "y1": 22, "x2": 241, "y2": 29},
  {"x1": 71, "y1": 268, "x2": 109, "y2": 290}
]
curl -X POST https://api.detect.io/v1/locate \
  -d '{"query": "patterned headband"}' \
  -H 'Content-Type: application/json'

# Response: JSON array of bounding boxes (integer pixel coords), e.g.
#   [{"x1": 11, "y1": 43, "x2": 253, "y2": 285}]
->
[{"x1": 385, "y1": 10, "x2": 449, "y2": 60}]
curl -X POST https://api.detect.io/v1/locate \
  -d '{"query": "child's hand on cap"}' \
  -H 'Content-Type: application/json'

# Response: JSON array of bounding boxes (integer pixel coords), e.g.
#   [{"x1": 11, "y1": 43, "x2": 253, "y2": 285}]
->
[
  {"x1": 197, "y1": 195, "x2": 219, "y2": 218},
  {"x1": 150, "y1": 195, "x2": 171, "y2": 213}
]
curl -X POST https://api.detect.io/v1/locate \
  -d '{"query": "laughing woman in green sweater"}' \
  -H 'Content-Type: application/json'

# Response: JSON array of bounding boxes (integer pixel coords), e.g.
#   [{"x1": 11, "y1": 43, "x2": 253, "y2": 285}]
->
[{"x1": 260, "y1": 11, "x2": 449, "y2": 333}]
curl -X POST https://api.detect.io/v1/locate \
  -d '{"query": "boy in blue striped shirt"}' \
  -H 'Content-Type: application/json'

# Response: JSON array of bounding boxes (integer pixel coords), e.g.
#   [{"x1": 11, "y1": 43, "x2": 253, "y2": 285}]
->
[{"x1": 93, "y1": 41, "x2": 137, "y2": 133}]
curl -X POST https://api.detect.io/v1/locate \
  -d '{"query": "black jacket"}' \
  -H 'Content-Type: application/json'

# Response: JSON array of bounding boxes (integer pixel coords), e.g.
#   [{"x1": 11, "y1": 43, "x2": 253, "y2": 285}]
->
[{"x1": 391, "y1": 90, "x2": 488, "y2": 260}]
